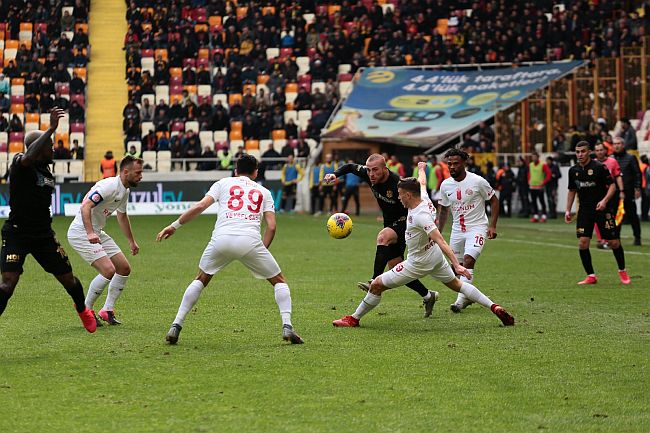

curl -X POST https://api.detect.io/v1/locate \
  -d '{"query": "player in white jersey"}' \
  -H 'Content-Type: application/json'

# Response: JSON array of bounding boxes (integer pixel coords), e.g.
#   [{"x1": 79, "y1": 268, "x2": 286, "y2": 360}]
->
[
  {"x1": 157, "y1": 154, "x2": 303, "y2": 345},
  {"x1": 333, "y1": 177, "x2": 514, "y2": 327},
  {"x1": 438, "y1": 149, "x2": 500, "y2": 313},
  {"x1": 67, "y1": 155, "x2": 143, "y2": 326}
]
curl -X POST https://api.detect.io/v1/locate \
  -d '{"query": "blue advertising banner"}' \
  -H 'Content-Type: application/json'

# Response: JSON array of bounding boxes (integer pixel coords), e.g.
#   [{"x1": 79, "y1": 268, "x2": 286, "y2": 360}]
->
[{"x1": 323, "y1": 61, "x2": 583, "y2": 147}]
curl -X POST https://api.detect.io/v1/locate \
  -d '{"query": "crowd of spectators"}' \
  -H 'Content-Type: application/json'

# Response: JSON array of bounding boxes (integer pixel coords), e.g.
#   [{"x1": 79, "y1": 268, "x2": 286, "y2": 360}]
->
[
  {"x1": 120, "y1": 0, "x2": 648, "y2": 168},
  {"x1": 0, "y1": 0, "x2": 90, "y2": 158}
]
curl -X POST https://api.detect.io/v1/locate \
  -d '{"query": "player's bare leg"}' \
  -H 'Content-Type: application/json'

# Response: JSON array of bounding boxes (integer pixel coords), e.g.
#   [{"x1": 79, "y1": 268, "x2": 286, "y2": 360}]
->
[
  {"x1": 444, "y1": 278, "x2": 514, "y2": 326},
  {"x1": 451, "y1": 254, "x2": 476, "y2": 313},
  {"x1": 335, "y1": 276, "x2": 390, "y2": 327},
  {"x1": 166, "y1": 270, "x2": 212, "y2": 344},
  {"x1": 268, "y1": 273, "x2": 303, "y2": 344},
  {"x1": 359, "y1": 227, "x2": 436, "y2": 316},
  {"x1": 0, "y1": 272, "x2": 19, "y2": 317}
]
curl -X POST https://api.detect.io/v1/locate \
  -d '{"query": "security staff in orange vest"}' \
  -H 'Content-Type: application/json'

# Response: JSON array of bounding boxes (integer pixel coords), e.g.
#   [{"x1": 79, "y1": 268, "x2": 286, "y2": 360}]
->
[{"x1": 100, "y1": 151, "x2": 118, "y2": 179}]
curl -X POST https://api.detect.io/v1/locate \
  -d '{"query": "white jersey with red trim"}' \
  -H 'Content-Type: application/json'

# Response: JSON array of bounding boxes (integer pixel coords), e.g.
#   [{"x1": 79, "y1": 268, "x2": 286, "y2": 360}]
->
[
  {"x1": 439, "y1": 171, "x2": 494, "y2": 232},
  {"x1": 206, "y1": 176, "x2": 275, "y2": 240},
  {"x1": 69, "y1": 176, "x2": 129, "y2": 234},
  {"x1": 405, "y1": 199, "x2": 441, "y2": 266}
]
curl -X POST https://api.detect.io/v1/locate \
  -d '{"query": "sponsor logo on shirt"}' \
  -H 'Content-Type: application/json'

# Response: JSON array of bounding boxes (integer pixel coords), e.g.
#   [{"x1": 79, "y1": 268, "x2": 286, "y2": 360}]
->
[{"x1": 225, "y1": 212, "x2": 261, "y2": 221}]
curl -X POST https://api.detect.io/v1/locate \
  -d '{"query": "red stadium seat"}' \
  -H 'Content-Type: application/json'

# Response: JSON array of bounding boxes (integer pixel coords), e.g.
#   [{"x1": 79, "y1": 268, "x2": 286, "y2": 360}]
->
[
  {"x1": 171, "y1": 121, "x2": 185, "y2": 132},
  {"x1": 70, "y1": 122, "x2": 85, "y2": 133},
  {"x1": 9, "y1": 132, "x2": 25, "y2": 143}
]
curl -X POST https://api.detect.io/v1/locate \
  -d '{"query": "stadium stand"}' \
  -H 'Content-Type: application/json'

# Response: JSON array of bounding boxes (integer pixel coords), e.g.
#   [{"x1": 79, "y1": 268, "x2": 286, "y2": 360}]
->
[
  {"x1": 0, "y1": 0, "x2": 89, "y2": 179},
  {"x1": 121, "y1": 0, "x2": 647, "y2": 170}
]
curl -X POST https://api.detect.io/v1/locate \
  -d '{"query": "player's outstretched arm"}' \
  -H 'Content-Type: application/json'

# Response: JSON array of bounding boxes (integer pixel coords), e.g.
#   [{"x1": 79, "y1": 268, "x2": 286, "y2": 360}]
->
[
  {"x1": 429, "y1": 228, "x2": 471, "y2": 279},
  {"x1": 21, "y1": 107, "x2": 64, "y2": 167},
  {"x1": 262, "y1": 211, "x2": 276, "y2": 248},
  {"x1": 116, "y1": 211, "x2": 139, "y2": 255},
  {"x1": 157, "y1": 195, "x2": 215, "y2": 241}
]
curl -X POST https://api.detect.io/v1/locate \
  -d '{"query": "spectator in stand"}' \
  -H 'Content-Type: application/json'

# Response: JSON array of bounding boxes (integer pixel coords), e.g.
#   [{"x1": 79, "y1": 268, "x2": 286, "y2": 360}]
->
[
  {"x1": 0, "y1": 93, "x2": 9, "y2": 114},
  {"x1": 70, "y1": 100, "x2": 85, "y2": 123},
  {"x1": 496, "y1": 163, "x2": 516, "y2": 217},
  {"x1": 53, "y1": 140, "x2": 72, "y2": 160},
  {"x1": 280, "y1": 141, "x2": 294, "y2": 158},
  {"x1": 261, "y1": 142, "x2": 281, "y2": 169},
  {"x1": 9, "y1": 114, "x2": 23, "y2": 132},
  {"x1": 0, "y1": 74, "x2": 9, "y2": 95},
  {"x1": 52, "y1": 63, "x2": 72, "y2": 84},
  {"x1": 183, "y1": 131, "x2": 201, "y2": 167},
  {"x1": 140, "y1": 98, "x2": 154, "y2": 122},
  {"x1": 125, "y1": 144, "x2": 141, "y2": 158},
  {"x1": 70, "y1": 139, "x2": 84, "y2": 160},
  {"x1": 285, "y1": 118, "x2": 298, "y2": 139},
  {"x1": 294, "y1": 87, "x2": 312, "y2": 111},
  {"x1": 217, "y1": 147, "x2": 233, "y2": 171},
  {"x1": 198, "y1": 146, "x2": 217, "y2": 171}
]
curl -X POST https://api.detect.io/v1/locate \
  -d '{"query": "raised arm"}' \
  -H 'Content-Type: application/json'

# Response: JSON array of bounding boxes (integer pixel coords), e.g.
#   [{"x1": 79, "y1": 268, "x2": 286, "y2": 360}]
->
[
  {"x1": 156, "y1": 195, "x2": 215, "y2": 241},
  {"x1": 21, "y1": 108, "x2": 64, "y2": 167},
  {"x1": 417, "y1": 161, "x2": 428, "y2": 198}
]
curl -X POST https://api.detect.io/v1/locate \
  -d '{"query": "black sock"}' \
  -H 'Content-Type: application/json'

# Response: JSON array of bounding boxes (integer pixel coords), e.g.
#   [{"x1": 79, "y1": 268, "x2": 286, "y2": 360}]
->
[
  {"x1": 579, "y1": 248, "x2": 594, "y2": 275},
  {"x1": 0, "y1": 289, "x2": 10, "y2": 316},
  {"x1": 373, "y1": 245, "x2": 391, "y2": 278},
  {"x1": 65, "y1": 277, "x2": 87, "y2": 313},
  {"x1": 612, "y1": 246, "x2": 626, "y2": 270},
  {"x1": 405, "y1": 279, "x2": 429, "y2": 297}
]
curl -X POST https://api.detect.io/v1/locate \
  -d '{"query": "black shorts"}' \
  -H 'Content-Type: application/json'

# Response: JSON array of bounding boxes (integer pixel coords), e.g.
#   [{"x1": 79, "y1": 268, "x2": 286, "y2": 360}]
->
[
  {"x1": 384, "y1": 217, "x2": 407, "y2": 259},
  {"x1": 282, "y1": 184, "x2": 296, "y2": 196},
  {"x1": 1, "y1": 230, "x2": 73, "y2": 275},
  {"x1": 576, "y1": 209, "x2": 618, "y2": 240}
]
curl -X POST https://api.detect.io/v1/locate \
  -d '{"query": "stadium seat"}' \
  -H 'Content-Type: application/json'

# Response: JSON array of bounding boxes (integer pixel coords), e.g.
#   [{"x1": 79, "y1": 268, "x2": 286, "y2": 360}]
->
[
  {"x1": 24, "y1": 123, "x2": 39, "y2": 133},
  {"x1": 157, "y1": 150, "x2": 172, "y2": 161},
  {"x1": 141, "y1": 93, "x2": 155, "y2": 105},
  {"x1": 266, "y1": 47, "x2": 279, "y2": 60},
  {"x1": 242, "y1": 83, "x2": 256, "y2": 94},
  {"x1": 141, "y1": 57, "x2": 154, "y2": 75},
  {"x1": 229, "y1": 139, "x2": 244, "y2": 153},
  {"x1": 312, "y1": 81, "x2": 326, "y2": 94},
  {"x1": 141, "y1": 121, "x2": 155, "y2": 136},
  {"x1": 199, "y1": 131, "x2": 213, "y2": 147},
  {"x1": 197, "y1": 84, "x2": 211, "y2": 96},
  {"x1": 228, "y1": 93, "x2": 242, "y2": 106},
  {"x1": 154, "y1": 49, "x2": 168, "y2": 61},
  {"x1": 338, "y1": 64, "x2": 352, "y2": 74},
  {"x1": 339, "y1": 81, "x2": 353, "y2": 97},
  {"x1": 185, "y1": 121, "x2": 199, "y2": 133},
  {"x1": 127, "y1": 140, "x2": 142, "y2": 154},
  {"x1": 9, "y1": 142, "x2": 24, "y2": 153},
  {"x1": 10, "y1": 85, "x2": 24, "y2": 96},
  {"x1": 54, "y1": 161, "x2": 68, "y2": 174},
  {"x1": 213, "y1": 130, "x2": 228, "y2": 144},
  {"x1": 70, "y1": 122, "x2": 85, "y2": 133},
  {"x1": 170, "y1": 67, "x2": 182, "y2": 78},
  {"x1": 272, "y1": 139, "x2": 287, "y2": 150},
  {"x1": 213, "y1": 93, "x2": 228, "y2": 107},
  {"x1": 272, "y1": 130, "x2": 286, "y2": 140},
  {"x1": 157, "y1": 160, "x2": 171, "y2": 172},
  {"x1": 142, "y1": 150, "x2": 157, "y2": 171},
  {"x1": 245, "y1": 140, "x2": 259, "y2": 150},
  {"x1": 229, "y1": 130, "x2": 243, "y2": 141},
  {"x1": 0, "y1": 132, "x2": 7, "y2": 146},
  {"x1": 68, "y1": 160, "x2": 83, "y2": 177},
  {"x1": 155, "y1": 85, "x2": 170, "y2": 103},
  {"x1": 70, "y1": 132, "x2": 85, "y2": 147},
  {"x1": 257, "y1": 74, "x2": 270, "y2": 85},
  {"x1": 284, "y1": 110, "x2": 298, "y2": 124},
  {"x1": 55, "y1": 132, "x2": 69, "y2": 148}
]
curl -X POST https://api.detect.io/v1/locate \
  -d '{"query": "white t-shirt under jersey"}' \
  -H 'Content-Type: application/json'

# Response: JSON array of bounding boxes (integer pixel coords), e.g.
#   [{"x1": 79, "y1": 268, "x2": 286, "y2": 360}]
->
[
  {"x1": 439, "y1": 171, "x2": 494, "y2": 232},
  {"x1": 70, "y1": 176, "x2": 129, "y2": 234},
  {"x1": 405, "y1": 199, "x2": 441, "y2": 266},
  {"x1": 206, "y1": 176, "x2": 275, "y2": 240}
]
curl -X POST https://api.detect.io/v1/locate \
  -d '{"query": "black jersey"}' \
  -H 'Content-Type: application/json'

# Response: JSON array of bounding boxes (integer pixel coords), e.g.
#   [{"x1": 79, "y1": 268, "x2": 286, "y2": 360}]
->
[
  {"x1": 4, "y1": 153, "x2": 55, "y2": 237},
  {"x1": 568, "y1": 159, "x2": 613, "y2": 211},
  {"x1": 335, "y1": 163, "x2": 406, "y2": 224}
]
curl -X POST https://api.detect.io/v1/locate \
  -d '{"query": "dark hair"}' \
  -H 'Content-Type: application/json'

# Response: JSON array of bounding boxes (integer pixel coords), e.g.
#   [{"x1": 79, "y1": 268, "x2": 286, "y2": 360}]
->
[
  {"x1": 120, "y1": 155, "x2": 143, "y2": 170},
  {"x1": 575, "y1": 140, "x2": 591, "y2": 149},
  {"x1": 444, "y1": 148, "x2": 469, "y2": 161},
  {"x1": 397, "y1": 177, "x2": 420, "y2": 194},
  {"x1": 236, "y1": 153, "x2": 258, "y2": 175}
]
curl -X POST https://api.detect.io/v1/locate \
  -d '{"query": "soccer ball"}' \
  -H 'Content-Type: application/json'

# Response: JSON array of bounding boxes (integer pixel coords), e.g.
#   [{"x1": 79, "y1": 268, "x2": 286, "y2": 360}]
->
[{"x1": 327, "y1": 213, "x2": 353, "y2": 239}]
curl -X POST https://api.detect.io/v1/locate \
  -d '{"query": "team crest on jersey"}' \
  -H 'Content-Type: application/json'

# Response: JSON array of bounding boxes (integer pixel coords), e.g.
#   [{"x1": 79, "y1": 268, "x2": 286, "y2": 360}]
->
[
  {"x1": 395, "y1": 263, "x2": 404, "y2": 272},
  {"x1": 465, "y1": 189, "x2": 474, "y2": 196},
  {"x1": 386, "y1": 190, "x2": 393, "y2": 198},
  {"x1": 587, "y1": 169, "x2": 593, "y2": 175}
]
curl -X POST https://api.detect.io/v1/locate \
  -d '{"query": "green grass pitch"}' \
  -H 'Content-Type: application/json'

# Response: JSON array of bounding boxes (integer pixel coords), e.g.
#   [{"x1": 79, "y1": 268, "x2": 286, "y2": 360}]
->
[{"x1": 0, "y1": 214, "x2": 648, "y2": 433}]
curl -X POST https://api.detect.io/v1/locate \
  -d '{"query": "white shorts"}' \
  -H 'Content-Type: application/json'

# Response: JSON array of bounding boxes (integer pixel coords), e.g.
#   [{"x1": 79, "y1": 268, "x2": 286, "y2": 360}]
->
[
  {"x1": 380, "y1": 255, "x2": 456, "y2": 289},
  {"x1": 450, "y1": 228, "x2": 487, "y2": 263},
  {"x1": 199, "y1": 235, "x2": 281, "y2": 279},
  {"x1": 67, "y1": 228, "x2": 122, "y2": 265}
]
